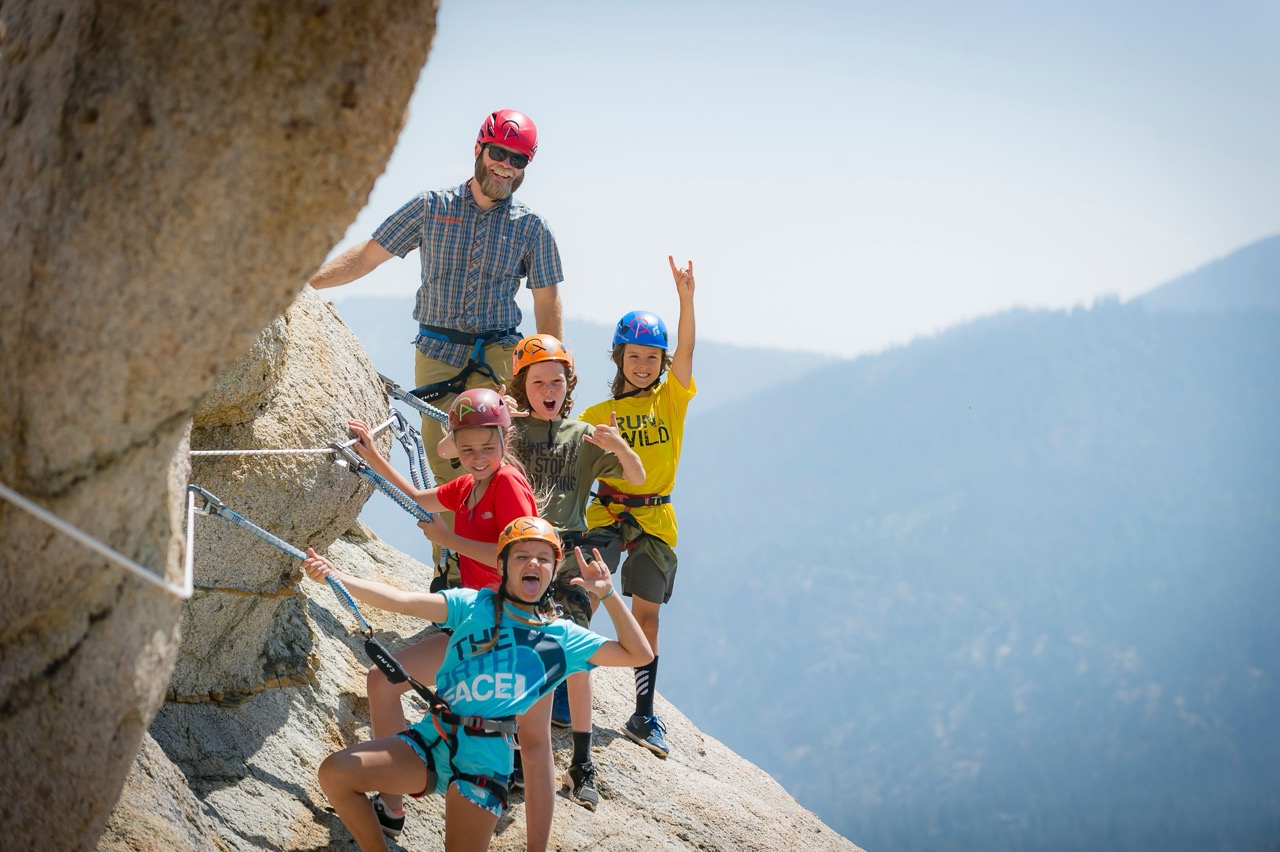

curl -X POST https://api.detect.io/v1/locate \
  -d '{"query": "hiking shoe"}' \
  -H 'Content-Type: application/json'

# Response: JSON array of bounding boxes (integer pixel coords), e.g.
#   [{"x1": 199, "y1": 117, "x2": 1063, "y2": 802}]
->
[
  {"x1": 370, "y1": 794, "x2": 405, "y2": 838},
  {"x1": 551, "y1": 681, "x2": 572, "y2": 729},
  {"x1": 563, "y1": 760, "x2": 600, "y2": 811},
  {"x1": 624, "y1": 713, "x2": 670, "y2": 758}
]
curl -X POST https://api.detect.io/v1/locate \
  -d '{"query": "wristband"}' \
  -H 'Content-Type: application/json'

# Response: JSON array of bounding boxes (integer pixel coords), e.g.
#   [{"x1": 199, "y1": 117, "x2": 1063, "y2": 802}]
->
[{"x1": 599, "y1": 587, "x2": 615, "y2": 602}]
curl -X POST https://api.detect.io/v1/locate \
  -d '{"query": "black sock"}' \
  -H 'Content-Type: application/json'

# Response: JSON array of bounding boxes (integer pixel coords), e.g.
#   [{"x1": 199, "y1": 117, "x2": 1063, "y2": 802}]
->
[
  {"x1": 572, "y1": 731, "x2": 592, "y2": 765},
  {"x1": 634, "y1": 655, "x2": 659, "y2": 717}
]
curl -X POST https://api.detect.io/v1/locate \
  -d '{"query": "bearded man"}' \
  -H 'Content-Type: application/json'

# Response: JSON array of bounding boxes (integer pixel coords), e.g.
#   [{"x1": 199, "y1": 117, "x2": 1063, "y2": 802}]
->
[{"x1": 310, "y1": 108, "x2": 563, "y2": 577}]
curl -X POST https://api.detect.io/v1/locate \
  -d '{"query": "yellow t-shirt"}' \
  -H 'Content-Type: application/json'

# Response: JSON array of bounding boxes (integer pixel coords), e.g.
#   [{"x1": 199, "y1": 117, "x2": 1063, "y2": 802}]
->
[{"x1": 579, "y1": 373, "x2": 696, "y2": 547}]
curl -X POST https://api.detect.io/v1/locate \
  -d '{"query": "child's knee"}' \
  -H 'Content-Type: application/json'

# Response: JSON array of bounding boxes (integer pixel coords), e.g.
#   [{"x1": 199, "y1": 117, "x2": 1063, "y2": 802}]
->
[
  {"x1": 367, "y1": 663, "x2": 398, "y2": 696},
  {"x1": 635, "y1": 608, "x2": 660, "y2": 632},
  {"x1": 318, "y1": 750, "x2": 357, "y2": 793}
]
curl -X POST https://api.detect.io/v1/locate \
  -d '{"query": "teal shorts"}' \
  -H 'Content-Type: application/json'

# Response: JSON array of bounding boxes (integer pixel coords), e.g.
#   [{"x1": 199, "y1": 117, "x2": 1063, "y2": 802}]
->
[{"x1": 396, "y1": 726, "x2": 507, "y2": 816}]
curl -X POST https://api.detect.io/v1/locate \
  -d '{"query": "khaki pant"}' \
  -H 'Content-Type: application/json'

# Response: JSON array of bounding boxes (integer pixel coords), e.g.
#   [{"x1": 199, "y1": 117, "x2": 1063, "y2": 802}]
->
[{"x1": 414, "y1": 342, "x2": 516, "y2": 587}]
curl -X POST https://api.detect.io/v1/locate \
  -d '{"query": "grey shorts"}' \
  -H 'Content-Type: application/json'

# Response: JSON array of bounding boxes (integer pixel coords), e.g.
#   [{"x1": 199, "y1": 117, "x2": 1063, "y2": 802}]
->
[{"x1": 581, "y1": 520, "x2": 678, "y2": 604}]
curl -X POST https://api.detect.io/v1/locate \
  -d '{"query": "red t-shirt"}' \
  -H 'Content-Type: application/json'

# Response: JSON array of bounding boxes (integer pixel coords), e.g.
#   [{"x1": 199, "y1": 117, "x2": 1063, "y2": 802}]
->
[{"x1": 434, "y1": 464, "x2": 537, "y2": 589}]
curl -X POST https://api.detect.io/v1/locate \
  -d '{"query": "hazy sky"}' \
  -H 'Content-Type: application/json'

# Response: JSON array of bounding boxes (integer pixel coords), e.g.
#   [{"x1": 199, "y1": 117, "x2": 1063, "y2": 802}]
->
[{"x1": 324, "y1": 0, "x2": 1280, "y2": 356}]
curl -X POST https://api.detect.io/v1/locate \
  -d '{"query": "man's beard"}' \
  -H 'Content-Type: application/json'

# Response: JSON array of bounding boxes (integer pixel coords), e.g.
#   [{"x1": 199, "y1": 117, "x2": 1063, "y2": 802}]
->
[{"x1": 474, "y1": 156, "x2": 525, "y2": 200}]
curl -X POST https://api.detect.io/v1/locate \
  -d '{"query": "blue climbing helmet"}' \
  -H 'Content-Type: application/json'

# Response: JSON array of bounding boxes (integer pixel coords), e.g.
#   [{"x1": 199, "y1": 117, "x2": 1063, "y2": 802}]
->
[{"x1": 613, "y1": 311, "x2": 669, "y2": 350}]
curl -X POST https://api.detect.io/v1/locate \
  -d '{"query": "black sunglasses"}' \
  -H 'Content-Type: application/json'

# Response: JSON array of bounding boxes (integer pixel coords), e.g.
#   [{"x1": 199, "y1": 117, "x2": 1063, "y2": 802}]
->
[{"x1": 483, "y1": 144, "x2": 530, "y2": 170}]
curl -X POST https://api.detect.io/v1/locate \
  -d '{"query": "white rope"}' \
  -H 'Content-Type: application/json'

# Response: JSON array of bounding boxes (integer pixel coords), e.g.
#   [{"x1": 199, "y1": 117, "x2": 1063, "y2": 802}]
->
[
  {"x1": 190, "y1": 416, "x2": 396, "y2": 458},
  {"x1": 0, "y1": 481, "x2": 194, "y2": 601},
  {"x1": 191, "y1": 447, "x2": 333, "y2": 457}
]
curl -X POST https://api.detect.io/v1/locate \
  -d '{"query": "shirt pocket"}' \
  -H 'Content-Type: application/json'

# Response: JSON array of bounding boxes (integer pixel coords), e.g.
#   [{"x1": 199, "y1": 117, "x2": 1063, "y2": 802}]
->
[{"x1": 486, "y1": 232, "x2": 529, "y2": 284}]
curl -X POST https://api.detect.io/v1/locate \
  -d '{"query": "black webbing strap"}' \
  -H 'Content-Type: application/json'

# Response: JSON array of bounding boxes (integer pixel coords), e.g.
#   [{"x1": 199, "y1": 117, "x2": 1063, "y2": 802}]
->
[
  {"x1": 417, "y1": 324, "x2": 517, "y2": 347},
  {"x1": 591, "y1": 491, "x2": 672, "y2": 508},
  {"x1": 411, "y1": 325, "x2": 516, "y2": 401}
]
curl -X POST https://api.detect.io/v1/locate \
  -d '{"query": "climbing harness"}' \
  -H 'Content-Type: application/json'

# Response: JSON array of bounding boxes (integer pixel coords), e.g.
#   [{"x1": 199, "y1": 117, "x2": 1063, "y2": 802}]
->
[
  {"x1": 186, "y1": 484, "x2": 518, "y2": 741},
  {"x1": 398, "y1": 726, "x2": 510, "y2": 811},
  {"x1": 407, "y1": 328, "x2": 514, "y2": 403},
  {"x1": 591, "y1": 481, "x2": 671, "y2": 509},
  {"x1": 0, "y1": 480, "x2": 194, "y2": 600}
]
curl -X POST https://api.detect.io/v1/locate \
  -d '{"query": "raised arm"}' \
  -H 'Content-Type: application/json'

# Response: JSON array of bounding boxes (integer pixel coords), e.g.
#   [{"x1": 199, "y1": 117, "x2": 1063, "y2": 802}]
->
[
  {"x1": 573, "y1": 547, "x2": 654, "y2": 667},
  {"x1": 583, "y1": 412, "x2": 646, "y2": 485},
  {"x1": 348, "y1": 419, "x2": 446, "y2": 512},
  {"x1": 309, "y1": 239, "x2": 393, "y2": 290},
  {"x1": 668, "y1": 256, "x2": 696, "y2": 387},
  {"x1": 531, "y1": 283, "x2": 563, "y2": 340},
  {"x1": 301, "y1": 548, "x2": 448, "y2": 622}
]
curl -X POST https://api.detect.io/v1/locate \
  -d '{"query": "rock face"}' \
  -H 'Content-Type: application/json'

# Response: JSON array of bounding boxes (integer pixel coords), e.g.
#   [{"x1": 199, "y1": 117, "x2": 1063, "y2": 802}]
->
[
  {"x1": 98, "y1": 732, "x2": 222, "y2": 852},
  {"x1": 0, "y1": 2, "x2": 435, "y2": 848},
  {"x1": 174, "y1": 288, "x2": 387, "y2": 700}
]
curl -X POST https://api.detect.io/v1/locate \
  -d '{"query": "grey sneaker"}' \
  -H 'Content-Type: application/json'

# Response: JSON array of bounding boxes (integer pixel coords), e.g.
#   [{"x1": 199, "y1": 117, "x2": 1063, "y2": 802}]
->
[
  {"x1": 563, "y1": 760, "x2": 600, "y2": 811},
  {"x1": 370, "y1": 794, "x2": 405, "y2": 838},
  {"x1": 624, "y1": 713, "x2": 670, "y2": 758}
]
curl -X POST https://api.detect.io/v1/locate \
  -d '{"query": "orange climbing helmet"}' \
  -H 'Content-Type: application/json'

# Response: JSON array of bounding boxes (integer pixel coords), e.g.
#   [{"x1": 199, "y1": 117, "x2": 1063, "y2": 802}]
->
[
  {"x1": 497, "y1": 516, "x2": 562, "y2": 561},
  {"x1": 512, "y1": 333, "x2": 573, "y2": 376}
]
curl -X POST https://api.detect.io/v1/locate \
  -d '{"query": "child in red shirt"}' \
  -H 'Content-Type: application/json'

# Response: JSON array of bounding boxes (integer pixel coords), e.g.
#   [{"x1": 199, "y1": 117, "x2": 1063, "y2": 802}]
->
[{"x1": 346, "y1": 387, "x2": 539, "y2": 834}]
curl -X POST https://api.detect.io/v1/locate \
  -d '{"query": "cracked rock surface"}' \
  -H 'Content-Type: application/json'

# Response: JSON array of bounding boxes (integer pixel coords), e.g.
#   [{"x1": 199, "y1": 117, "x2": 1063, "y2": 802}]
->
[{"x1": 0, "y1": 2, "x2": 434, "y2": 847}]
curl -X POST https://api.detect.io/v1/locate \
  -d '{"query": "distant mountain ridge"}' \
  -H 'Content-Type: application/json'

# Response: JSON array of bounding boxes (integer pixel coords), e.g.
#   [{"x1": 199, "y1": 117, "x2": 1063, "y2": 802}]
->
[
  {"x1": 665, "y1": 241, "x2": 1280, "y2": 851},
  {"x1": 1136, "y1": 233, "x2": 1280, "y2": 313}
]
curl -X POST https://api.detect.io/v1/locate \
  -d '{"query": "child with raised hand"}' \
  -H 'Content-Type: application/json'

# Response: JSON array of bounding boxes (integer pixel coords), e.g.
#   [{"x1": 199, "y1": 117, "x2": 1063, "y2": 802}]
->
[
  {"x1": 349, "y1": 387, "x2": 534, "y2": 592},
  {"x1": 504, "y1": 333, "x2": 645, "y2": 809},
  {"x1": 578, "y1": 255, "x2": 696, "y2": 759},
  {"x1": 301, "y1": 517, "x2": 652, "y2": 852},
  {"x1": 346, "y1": 388, "x2": 542, "y2": 837}
]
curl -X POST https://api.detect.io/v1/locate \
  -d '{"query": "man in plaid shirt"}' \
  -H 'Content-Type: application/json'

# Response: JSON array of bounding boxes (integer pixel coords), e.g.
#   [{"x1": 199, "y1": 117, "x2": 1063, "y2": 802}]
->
[{"x1": 310, "y1": 108, "x2": 563, "y2": 585}]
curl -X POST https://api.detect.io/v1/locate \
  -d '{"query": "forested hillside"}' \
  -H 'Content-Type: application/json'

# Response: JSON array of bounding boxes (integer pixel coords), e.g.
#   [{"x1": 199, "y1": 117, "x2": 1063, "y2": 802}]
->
[{"x1": 669, "y1": 295, "x2": 1279, "y2": 851}]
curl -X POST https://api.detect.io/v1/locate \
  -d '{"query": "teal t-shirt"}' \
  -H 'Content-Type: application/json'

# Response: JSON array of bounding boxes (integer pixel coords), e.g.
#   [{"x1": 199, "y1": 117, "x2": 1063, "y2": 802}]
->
[{"x1": 413, "y1": 587, "x2": 607, "y2": 777}]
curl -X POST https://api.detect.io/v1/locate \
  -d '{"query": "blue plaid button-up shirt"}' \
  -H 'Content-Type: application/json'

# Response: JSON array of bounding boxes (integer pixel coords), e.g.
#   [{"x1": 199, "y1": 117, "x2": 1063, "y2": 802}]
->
[{"x1": 373, "y1": 181, "x2": 564, "y2": 368}]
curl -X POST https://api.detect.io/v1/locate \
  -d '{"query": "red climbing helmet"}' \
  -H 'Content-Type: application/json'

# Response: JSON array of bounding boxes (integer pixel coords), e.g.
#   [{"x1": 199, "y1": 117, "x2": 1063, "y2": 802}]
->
[
  {"x1": 448, "y1": 388, "x2": 512, "y2": 431},
  {"x1": 497, "y1": 516, "x2": 563, "y2": 561},
  {"x1": 477, "y1": 109, "x2": 538, "y2": 161},
  {"x1": 512, "y1": 333, "x2": 573, "y2": 376}
]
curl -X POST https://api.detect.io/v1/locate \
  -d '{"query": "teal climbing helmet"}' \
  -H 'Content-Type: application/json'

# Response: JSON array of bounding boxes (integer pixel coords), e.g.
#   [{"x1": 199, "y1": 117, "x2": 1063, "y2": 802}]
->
[{"x1": 613, "y1": 311, "x2": 669, "y2": 350}]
